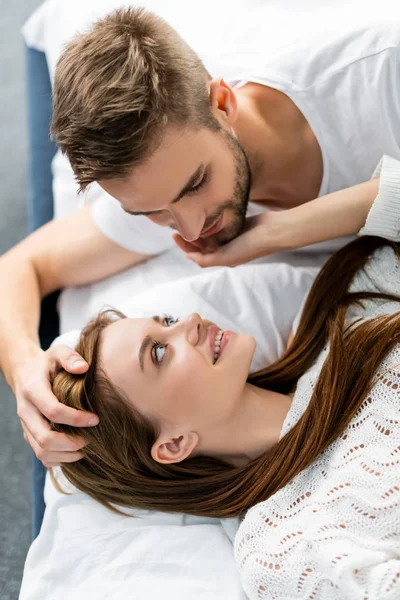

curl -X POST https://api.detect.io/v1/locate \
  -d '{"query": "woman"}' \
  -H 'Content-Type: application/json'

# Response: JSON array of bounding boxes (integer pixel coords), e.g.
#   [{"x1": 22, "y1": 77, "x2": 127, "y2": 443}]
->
[{"x1": 50, "y1": 155, "x2": 400, "y2": 598}]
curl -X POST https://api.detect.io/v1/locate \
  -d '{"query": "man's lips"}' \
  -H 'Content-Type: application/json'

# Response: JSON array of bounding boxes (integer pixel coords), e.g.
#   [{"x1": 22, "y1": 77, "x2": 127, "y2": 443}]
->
[{"x1": 199, "y1": 213, "x2": 223, "y2": 238}]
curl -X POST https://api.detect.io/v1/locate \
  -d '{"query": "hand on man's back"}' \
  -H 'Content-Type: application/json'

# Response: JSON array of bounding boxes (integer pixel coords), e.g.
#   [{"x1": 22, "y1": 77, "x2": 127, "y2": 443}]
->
[{"x1": 13, "y1": 345, "x2": 99, "y2": 468}]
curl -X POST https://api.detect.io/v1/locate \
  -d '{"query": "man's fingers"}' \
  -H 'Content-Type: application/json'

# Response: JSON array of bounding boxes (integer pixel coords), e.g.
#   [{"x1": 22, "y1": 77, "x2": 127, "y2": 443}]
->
[
  {"x1": 19, "y1": 401, "x2": 88, "y2": 451},
  {"x1": 23, "y1": 380, "x2": 99, "y2": 428},
  {"x1": 47, "y1": 344, "x2": 89, "y2": 375},
  {"x1": 21, "y1": 423, "x2": 84, "y2": 465},
  {"x1": 21, "y1": 415, "x2": 86, "y2": 454}
]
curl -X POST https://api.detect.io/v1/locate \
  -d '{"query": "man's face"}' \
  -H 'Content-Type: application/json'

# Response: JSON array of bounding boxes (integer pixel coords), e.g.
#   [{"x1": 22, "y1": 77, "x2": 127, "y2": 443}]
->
[{"x1": 99, "y1": 125, "x2": 252, "y2": 248}]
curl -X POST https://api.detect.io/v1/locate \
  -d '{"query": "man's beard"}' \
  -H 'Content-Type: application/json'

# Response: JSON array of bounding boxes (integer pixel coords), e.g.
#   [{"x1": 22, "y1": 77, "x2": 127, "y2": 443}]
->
[{"x1": 206, "y1": 129, "x2": 252, "y2": 248}]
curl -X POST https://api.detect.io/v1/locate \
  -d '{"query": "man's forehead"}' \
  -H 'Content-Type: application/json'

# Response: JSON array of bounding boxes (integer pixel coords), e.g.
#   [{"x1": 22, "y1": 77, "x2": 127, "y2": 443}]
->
[{"x1": 99, "y1": 127, "x2": 209, "y2": 211}]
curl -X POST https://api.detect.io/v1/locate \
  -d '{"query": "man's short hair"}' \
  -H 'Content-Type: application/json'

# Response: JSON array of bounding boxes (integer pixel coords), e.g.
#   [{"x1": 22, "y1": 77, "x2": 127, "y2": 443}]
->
[{"x1": 51, "y1": 7, "x2": 220, "y2": 191}]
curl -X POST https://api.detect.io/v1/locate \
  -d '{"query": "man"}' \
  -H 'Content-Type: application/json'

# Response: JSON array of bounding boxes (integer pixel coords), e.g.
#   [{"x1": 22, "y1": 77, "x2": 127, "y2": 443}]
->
[{"x1": 0, "y1": 7, "x2": 398, "y2": 470}]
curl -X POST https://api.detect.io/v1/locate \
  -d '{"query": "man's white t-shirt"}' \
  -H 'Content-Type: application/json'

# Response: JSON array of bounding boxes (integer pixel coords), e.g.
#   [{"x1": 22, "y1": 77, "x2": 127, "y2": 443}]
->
[{"x1": 92, "y1": 19, "x2": 400, "y2": 256}]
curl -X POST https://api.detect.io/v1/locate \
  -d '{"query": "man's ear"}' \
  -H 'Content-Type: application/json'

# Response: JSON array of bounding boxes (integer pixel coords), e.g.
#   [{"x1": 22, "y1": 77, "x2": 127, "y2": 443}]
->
[
  {"x1": 208, "y1": 77, "x2": 238, "y2": 124},
  {"x1": 151, "y1": 432, "x2": 199, "y2": 465}
]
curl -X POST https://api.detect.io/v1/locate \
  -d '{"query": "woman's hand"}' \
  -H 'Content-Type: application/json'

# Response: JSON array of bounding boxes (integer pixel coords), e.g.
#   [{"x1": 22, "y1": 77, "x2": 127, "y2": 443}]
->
[
  {"x1": 173, "y1": 212, "x2": 284, "y2": 268},
  {"x1": 13, "y1": 345, "x2": 98, "y2": 468},
  {"x1": 173, "y1": 177, "x2": 380, "y2": 268}
]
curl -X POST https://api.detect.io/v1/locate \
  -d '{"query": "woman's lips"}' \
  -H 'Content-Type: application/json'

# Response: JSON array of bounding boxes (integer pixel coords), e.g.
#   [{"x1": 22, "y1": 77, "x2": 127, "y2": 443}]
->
[
  {"x1": 218, "y1": 331, "x2": 232, "y2": 360},
  {"x1": 199, "y1": 213, "x2": 223, "y2": 238},
  {"x1": 208, "y1": 325, "x2": 233, "y2": 363},
  {"x1": 208, "y1": 325, "x2": 220, "y2": 360}
]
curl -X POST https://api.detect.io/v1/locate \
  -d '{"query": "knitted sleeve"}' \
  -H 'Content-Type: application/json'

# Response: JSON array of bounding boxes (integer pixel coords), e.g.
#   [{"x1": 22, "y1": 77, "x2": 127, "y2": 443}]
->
[
  {"x1": 359, "y1": 154, "x2": 400, "y2": 242},
  {"x1": 349, "y1": 155, "x2": 400, "y2": 301}
]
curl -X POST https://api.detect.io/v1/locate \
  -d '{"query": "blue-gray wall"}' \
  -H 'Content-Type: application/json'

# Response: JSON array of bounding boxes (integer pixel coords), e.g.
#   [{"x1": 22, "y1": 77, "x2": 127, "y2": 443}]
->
[{"x1": 0, "y1": 1, "x2": 46, "y2": 598}]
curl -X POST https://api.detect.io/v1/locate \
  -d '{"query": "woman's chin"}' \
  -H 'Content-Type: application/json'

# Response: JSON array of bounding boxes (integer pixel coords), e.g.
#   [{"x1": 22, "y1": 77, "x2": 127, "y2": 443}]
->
[{"x1": 225, "y1": 333, "x2": 256, "y2": 375}]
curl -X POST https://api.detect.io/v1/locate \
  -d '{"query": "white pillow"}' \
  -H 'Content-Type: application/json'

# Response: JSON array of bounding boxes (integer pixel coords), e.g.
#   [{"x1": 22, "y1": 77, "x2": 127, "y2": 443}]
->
[{"x1": 53, "y1": 261, "x2": 318, "y2": 375}]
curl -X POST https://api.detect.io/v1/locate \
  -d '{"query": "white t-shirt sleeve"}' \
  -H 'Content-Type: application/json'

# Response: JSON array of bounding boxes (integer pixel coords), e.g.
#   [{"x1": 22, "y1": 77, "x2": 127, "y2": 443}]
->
[{"x1": 91, "y1": 194, "x2": 175, "y2": 255}]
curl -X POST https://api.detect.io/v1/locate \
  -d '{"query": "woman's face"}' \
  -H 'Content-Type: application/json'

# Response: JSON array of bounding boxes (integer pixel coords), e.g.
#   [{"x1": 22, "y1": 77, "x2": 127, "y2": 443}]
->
[{"x1": 99, "y1": 313, "x2": 256, "y2": 463}]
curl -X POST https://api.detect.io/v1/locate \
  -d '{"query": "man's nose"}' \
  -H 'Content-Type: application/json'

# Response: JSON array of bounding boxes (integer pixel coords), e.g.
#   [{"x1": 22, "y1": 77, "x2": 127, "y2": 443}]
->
[{"x1": 169, "y1": 206, "x2": 204, "y2": 242}]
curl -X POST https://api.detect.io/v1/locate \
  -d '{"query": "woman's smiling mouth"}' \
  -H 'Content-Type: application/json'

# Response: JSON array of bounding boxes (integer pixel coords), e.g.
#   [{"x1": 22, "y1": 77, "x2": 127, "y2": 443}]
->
[
  {"x1": 213, "y1": 330, "x2": 224, "y2": 363},
  {"x1": 208, "y1": 326, "x2": 234, "y2": 364},
  {"x1": 209, "y1": 325, "x2": 223, "y2": 363}
]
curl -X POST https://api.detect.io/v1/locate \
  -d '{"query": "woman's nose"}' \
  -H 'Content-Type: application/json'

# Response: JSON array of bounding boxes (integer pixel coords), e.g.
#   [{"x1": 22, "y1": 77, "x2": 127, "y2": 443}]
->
[{"x1": 182, "y1": 313, "x2": 203, "y2": 345}]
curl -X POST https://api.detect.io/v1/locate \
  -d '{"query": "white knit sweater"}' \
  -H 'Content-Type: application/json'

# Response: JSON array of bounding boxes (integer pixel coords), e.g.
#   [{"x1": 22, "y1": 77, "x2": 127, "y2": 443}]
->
[{"x1": 234, "y1": 155, "x2": 400, "y2": 600}]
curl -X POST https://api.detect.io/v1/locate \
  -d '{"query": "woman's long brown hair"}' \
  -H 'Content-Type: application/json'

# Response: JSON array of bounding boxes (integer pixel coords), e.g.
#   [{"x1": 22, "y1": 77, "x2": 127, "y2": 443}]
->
[{"x1": 50, "y1": 235, "x2": 400, "y2": 518}]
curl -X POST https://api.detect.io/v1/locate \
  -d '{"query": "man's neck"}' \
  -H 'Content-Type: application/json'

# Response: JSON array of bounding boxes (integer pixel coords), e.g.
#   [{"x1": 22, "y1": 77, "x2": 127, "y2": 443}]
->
[{"x1": 233, "y1": 82, "x2": 323, "y2": 207}]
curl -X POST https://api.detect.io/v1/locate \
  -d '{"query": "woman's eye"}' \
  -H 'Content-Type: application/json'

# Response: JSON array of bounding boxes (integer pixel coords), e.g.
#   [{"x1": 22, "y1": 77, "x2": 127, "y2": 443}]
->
[
  {"x1": 151, "y1": 315, "x2": 179, "y2": 364},
  {"x1": 163, "y1": 314, "x2": 179, "y2": 327},
  {"x1": 153, "y1": 343, "x2": 167, "y2": 364}
]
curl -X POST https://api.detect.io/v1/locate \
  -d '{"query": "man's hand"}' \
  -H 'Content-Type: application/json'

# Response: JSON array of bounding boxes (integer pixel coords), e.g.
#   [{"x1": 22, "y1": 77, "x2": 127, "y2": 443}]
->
[
  {"x1": 13, "y1": 345, "x2": 99, "y2": 468},
  {"x1": 173, "y1": 212, "x2": 283, "y2": 268}
]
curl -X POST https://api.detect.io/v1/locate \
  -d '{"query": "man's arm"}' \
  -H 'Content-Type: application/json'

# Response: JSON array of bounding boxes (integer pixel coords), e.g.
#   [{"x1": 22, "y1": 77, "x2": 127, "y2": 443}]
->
[
  {"x1": 0, "y1": 203, "x2": 150, "y2": 386},
  {"x1": 0, "y1": 203, "x2": 151, "y2": 466}
]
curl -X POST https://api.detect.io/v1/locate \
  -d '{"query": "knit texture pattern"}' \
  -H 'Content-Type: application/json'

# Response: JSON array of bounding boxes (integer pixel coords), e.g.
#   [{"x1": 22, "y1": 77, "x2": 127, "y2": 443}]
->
[{"x1": 234, "y1": 155, "x2": 400, "y2": 599}]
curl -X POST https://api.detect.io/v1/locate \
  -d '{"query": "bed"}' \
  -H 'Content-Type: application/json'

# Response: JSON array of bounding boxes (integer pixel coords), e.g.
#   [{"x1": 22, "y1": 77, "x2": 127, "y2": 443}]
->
[{"x1": 20, "y1": 1, "x2": 377, "y2": 598}]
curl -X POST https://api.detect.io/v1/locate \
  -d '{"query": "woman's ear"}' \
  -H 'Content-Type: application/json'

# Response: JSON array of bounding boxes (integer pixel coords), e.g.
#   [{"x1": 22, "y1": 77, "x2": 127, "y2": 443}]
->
[
  {"x1": 151, "y1": 432, "x2": 199, "y2": 465},
  {"x1": 208, "y1": 77, "x2": 238, "y2": 124}
]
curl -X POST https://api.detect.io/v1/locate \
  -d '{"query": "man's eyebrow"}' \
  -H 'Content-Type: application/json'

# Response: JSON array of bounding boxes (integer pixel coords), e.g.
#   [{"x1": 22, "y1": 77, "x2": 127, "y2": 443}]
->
[
  {"x1": 138, "y1": 315, "x2": 162, "y2": 373},
  {"x1": 122, "y1": 164, "x2": 205, "y2": 216}
]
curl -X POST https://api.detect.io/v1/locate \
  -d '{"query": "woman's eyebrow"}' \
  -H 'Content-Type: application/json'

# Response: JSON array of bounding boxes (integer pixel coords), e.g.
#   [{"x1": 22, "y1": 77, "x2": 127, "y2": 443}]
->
[{"x1": 138, "y1": 315, "x2": 162, "y2": 373}]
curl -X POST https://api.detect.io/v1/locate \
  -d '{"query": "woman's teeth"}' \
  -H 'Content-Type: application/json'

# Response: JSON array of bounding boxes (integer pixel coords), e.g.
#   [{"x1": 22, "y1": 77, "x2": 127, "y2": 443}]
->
[{"x1": 213, "y1": 330, "x2": 223, "y2": 364}]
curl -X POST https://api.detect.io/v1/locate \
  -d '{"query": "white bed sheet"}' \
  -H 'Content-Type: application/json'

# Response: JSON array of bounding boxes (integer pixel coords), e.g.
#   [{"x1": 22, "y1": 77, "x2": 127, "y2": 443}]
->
[{"x1": 21, "y1": 469, "x2": 245, "y2": 600}]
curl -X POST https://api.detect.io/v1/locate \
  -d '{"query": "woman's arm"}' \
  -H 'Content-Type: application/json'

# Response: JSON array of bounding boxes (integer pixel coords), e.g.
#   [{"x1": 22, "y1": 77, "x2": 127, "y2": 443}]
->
[
  {"x1": 277, "y1": 177, "x2": 380, "y2": 251},
  {"x1": 282, "y1": 154, "x2": 400, "y2": 251},
  {"x1": 177, "y1": 166, "x2": 383, "y2": 268}
]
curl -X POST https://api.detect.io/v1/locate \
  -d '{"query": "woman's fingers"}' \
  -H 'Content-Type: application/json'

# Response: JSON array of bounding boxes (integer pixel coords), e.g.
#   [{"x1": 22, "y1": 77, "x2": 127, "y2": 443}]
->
[
  {"x1": 178, "y1": 214, "x2": 274, "y2": 268},
  {"x1": 172, "y1": 233, "x2": 213, "y2": 254}
]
